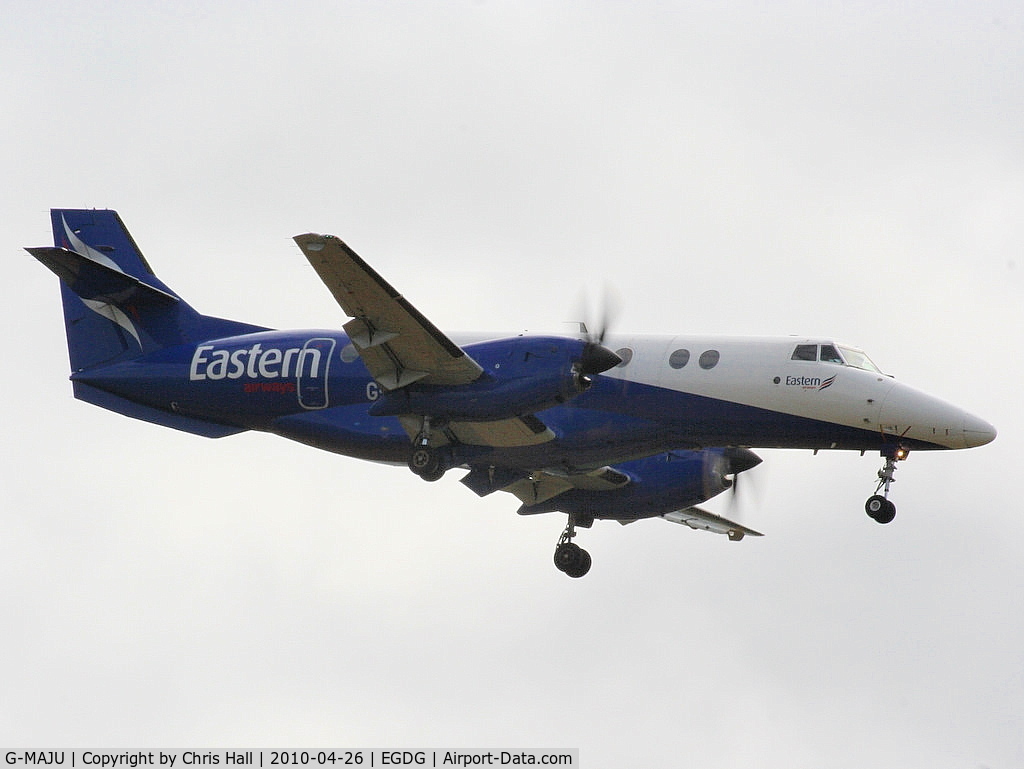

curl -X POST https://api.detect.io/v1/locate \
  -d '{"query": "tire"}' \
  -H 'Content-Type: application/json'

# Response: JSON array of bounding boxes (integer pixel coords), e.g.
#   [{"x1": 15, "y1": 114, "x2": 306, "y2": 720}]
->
[
  {"x1": 554, "y1": 543, "x2": 582, "y2": 572},
  {"x1": 418, "y1": 465, "x2": 445, "y2": 482},
  {"x1": 865, "y1": 495, "x2": 887, "y2": 521},
  {"x1": 875, "y1": 500, "x2": 897, "y2": 524},
  {"x1": 408, "y1": 446, "x2": 444, "y2": 480},
  {"x1": 564, "y1": 548, "x2": 592, "y2": 578}
]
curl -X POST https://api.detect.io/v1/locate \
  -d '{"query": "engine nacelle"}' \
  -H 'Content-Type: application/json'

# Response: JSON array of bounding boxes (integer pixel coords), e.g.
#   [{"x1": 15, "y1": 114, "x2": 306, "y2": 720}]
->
[{"x1": 368, "y1": 336, "x2": 613, "y2": 421}]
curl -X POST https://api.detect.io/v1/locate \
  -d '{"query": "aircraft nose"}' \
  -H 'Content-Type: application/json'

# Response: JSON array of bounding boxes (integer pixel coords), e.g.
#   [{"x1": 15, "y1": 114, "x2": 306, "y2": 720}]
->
[
  {"x1": 880, "y1": 384, "x2": 996, "y2": 450},
  {"x1": 962, "y1": 412, "x2": 997, "y2": 448}
]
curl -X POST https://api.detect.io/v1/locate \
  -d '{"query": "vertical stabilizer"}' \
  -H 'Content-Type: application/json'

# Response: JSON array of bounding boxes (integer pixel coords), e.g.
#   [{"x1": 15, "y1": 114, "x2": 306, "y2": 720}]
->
[{"x1": 28, "y1": 209, "x2": 264, "y2": 372}]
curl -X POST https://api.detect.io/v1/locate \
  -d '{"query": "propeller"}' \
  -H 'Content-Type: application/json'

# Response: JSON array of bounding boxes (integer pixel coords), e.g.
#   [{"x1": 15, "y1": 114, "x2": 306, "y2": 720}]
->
[
  {"x1": 573, "y1": 289, "x2": 622, "y2": 378},
  {"x1": 722, "y1": 447, "x2": 763, "y2": 519},
  {"x1": 575, "y1": 286, "x2": 619, "y2": 344}
]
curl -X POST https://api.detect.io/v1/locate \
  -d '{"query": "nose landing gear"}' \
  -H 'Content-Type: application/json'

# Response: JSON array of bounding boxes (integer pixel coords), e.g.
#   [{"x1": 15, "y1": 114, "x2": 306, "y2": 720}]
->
[
  {"x1": 553, "y1": 515, "x2": 593, "y2": 578},
  {"x1": 865, "y1": 494, "x2": 896, "y2": 524},
  {"x1": 865, "y1": 447, "x2": 908, "y2": 524}
]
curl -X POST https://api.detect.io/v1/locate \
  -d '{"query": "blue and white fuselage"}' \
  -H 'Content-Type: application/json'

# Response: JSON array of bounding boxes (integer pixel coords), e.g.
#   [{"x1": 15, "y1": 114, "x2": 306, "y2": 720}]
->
[
  {"x1": 76, "y1": 329, "x2": 993, "y2": 460},
  {"x1": 29, "y1": 209, "x2": 996, "y2": 577}
]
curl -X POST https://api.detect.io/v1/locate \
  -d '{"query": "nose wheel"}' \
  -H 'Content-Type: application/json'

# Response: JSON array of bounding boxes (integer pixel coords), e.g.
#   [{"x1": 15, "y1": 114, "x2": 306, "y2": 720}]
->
[
  {"x1": 553, "y1": 516, "x2": 592, "y2": 578},
  {"x1": 865, "y1": 494, "x2": 896, "y2": 524},
  {"x1": 865, "y1": 447, "x2": 907, "y2": 524}
]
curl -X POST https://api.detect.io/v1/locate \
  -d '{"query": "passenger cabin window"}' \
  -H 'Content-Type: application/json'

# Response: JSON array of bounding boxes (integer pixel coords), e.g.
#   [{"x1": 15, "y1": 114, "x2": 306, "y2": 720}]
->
[
  {"x1": 615, "y1": 348, "x2": 633, "y2": 368},
  {"x1": 792, "y1": 344, "x2": 817, "y2": 361},
  {"x1": 669, "y1": 349, "x2": 690, "y2": 369},
  {"x1": 698, "y1": 350, "x2": 720, "y2": 369}
]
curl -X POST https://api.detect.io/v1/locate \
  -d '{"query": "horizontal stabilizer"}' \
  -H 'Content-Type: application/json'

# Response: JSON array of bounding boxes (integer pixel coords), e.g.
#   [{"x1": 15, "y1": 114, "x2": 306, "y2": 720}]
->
[
  {"x1": 662, "y1": 507, "x2": 764, "y2": 541},
  {"x1": 27, "y1": 246, "x2": 179, "y2": 307}
]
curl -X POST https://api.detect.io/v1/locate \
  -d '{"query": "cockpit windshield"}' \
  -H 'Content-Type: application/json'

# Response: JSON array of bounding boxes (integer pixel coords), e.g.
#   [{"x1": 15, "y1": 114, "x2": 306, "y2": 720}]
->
[
  {"x1": 790, "y1": 342, "x2": 885, "y2": 374},
  {"x1": 837, "y1": 346, "x2": 883, "y2": 374}
]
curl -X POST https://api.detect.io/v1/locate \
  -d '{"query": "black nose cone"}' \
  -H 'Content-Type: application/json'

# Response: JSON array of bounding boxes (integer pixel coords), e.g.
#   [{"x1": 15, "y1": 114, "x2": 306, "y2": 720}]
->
[
  {"x1": 579, "y1": 343, "x2": 622, "y2": 376},
  {"x1": 724, "y1": 447, "x2": 762, "y2": 474}
]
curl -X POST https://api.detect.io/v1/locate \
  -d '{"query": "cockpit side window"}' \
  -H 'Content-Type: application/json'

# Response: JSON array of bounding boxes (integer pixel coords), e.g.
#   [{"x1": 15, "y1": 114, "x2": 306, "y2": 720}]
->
[
  {"x1": 792, "y1": 344, "x2": 817, "y2": 361},
  {"x1": 820, "y1": 344, "x2": 843, "y2": 364}
]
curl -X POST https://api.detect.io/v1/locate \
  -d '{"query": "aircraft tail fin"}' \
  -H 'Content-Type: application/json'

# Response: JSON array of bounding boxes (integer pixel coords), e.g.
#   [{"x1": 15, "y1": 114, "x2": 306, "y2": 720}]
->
[{"x1": 28, "y1": 209, "x2": 265, "y2": 372}]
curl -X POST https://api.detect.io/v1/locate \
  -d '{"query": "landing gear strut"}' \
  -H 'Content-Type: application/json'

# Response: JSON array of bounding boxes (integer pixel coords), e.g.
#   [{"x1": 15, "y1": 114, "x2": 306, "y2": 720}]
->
[
  {"x1": 553, "y1": 516, "x2": 592, "y2": 578},
  {"x1": 408, "y1": 417, "x2": 446, "y2": 482},
  {"x1": 865, "y1": 447, "x2": 907, "y2": 525}
]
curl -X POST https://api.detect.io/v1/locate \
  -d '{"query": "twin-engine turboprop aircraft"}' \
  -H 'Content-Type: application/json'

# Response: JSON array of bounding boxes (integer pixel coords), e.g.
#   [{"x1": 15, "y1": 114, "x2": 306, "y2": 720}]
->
[{"x1": 28, "y1": 209, "x2": 996, "y2": 577}]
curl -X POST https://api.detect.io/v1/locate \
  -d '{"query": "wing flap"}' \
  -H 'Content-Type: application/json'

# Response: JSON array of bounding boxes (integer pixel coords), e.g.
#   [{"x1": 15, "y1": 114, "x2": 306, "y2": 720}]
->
[
  {"x1": 447, "y1": 416, "x2": 555, "y2": 447},
  {"x1": 506, "y1": 474, "x2": 574, "y2": 506},
  {"x1": 461, "y1": 463, "x2": 631, "y2": 505},
  {"x1": 398, "y1": 414, "x2": 555, "y2": 450},
  {"x1": 544, "y1": 465, "x2": 631, "y2": 491}
]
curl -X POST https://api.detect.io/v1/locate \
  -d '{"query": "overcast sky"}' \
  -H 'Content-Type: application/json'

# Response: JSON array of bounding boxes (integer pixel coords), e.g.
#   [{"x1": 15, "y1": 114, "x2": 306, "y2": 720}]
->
[{"x1": 3, "y1": 2, "x2": 1022, "y2": 767}]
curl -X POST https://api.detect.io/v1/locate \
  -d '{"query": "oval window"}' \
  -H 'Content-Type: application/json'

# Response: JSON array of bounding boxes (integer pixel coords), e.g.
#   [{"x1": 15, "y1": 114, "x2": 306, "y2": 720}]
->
[
  {"x1": 615, "y1": 348, "x2": 633, "y2": 367},
  {"x1": 669, "y1": 349, "x2": 690, "y2": 369},
  {"x1": 698, "y1": 350, "x2": 720, "y2": 370},
  {"x1": 340, "y1": 344, "x2": 359, "y2": 363}
]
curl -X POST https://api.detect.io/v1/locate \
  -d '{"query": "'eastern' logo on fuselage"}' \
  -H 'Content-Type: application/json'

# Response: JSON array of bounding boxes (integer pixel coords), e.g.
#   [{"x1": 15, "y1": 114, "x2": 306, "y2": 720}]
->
[
  {"x1": 190, "y1": 342, "x2": 333, "y2": 380},
  {"x1": 786, "y1": 374, "x2": 836, "y2": 391},
  {"x1": 189, "y1": 339, "x2": 336, "y2": 410},
  {"x1": 189, "y1": 343, "x2": 324, "y2": 381}
]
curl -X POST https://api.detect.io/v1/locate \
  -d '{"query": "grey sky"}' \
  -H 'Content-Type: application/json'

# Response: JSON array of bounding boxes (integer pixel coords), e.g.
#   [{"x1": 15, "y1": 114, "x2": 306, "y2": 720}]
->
[{"x1": 3, "y1": 2, "x2": 1022, "y2": 767}]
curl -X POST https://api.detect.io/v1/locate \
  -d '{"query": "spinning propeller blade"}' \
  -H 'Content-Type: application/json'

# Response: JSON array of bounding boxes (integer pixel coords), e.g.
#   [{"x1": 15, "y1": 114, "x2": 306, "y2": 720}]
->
[
  {"x1": 573, "y1": 289, "x2": 622, "y2": 375},
  {"x1": 722, "y1": 447, "x2": 763, "y2": 519}
]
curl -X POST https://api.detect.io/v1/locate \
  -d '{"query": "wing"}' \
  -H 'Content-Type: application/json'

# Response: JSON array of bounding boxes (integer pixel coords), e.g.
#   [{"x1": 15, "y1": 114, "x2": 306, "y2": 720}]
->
[
  {"x1": 463, "y1": 465, "x2": 763, "y2": 541},
  {"x1": 294, "y1": 233, "x2": 554, "y2": 448},
  {"x1": 662, "y1": 507, "x2": 764, "y2": 541},
  {"x1": 294, "y1": 233, "x2": 483, "y2": 389}
]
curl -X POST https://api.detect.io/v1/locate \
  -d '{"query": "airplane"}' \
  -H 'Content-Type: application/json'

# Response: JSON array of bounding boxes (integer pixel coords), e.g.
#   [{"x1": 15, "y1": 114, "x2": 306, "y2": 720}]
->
[{"x1": 27, "y1": 209, "x2": 997, "y2": 577}]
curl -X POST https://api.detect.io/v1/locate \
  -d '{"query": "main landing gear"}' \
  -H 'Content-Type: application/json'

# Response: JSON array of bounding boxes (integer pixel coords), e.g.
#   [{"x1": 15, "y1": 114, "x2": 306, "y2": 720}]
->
[
  {"x1": 865, "y1": 447, "x2": 908, "y2": 525},
  {"x1": 553, "y1": 515, "x2": 593, "y2": 578},
  {"x1": 407, "y1": 417, "x2": 447, "y2": 482}
]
